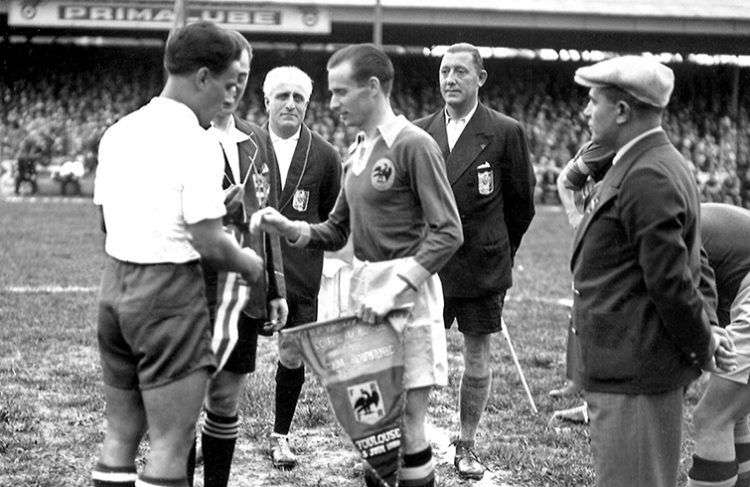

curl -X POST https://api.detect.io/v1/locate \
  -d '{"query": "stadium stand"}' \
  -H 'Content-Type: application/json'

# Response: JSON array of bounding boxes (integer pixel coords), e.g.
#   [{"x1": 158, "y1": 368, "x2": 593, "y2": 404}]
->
[{"x1": 2, "y1": 43, "x2": 749, "y2": 207}]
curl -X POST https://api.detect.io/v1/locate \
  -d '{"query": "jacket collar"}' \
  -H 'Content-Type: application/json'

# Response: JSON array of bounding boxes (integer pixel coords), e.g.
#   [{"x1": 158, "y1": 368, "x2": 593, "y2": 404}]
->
[{"x1": 570, "y1": 130, "x2": 672, "y2": 267}]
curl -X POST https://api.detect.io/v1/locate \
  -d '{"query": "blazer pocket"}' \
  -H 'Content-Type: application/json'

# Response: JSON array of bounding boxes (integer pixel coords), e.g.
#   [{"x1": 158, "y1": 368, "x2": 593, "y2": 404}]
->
[{"x1": 582, "y1": 310, "x2": 639, "y2": 381}]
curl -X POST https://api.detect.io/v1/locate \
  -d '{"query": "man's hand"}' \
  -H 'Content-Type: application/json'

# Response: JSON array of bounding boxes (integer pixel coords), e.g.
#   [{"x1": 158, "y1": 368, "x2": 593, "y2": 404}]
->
[
  {"x1": 358, "y1": 277, "x2": 414, "y2": 325},
  {"x1": 249, "y1": 207, "x2": 301, "y2": 241},
  {"x1": 262, "y1": 298, "x2": 288, "y2": 334},
  {"x1": 704, "y1": 326, "x2": 737, "y2": 373}
]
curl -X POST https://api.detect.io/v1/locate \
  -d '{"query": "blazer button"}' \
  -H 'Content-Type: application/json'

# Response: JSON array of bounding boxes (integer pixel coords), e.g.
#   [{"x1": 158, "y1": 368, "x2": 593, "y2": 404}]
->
[
  {"x1": 571, "y1": 327, "x2": 577, "y2": 335},
  {"x1": 573, "y1": 288, "x2": 581, "y2": 296},
  {"x1": 459, "y1": 213, "x2": 467, "y2": 220}
]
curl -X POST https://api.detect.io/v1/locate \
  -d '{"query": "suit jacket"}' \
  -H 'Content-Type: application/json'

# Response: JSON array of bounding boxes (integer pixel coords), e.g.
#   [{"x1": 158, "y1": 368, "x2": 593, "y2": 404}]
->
[
  {"x1": 204, "y1": 116, "x2": 285, "y2": 319},
  {"x1": 415, "y1": 103, "x2": 535, "y2": 297},
  {"x1": 266, "y1": 123, "x2": 341, "y2": 324},
  {"x1": 571, "y1": 130, "x2": 713, "y2": 395}
]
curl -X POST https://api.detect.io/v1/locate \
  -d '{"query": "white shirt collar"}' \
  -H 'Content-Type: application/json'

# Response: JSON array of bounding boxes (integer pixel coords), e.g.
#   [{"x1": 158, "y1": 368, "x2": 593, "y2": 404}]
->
[
  {"x1": 612, "y1": 126, "x2": 663, "y2": 165},
  {"x1": 270, "y1": 126, "x2": 301, "y2": 144},
  {"x1": 445, "y1": 101, "x2": 478, "y2": 125},
  {"x1": 208, "y1": 116, "x2": 251, "y2": 144},
  {"x1": 375, "y1": 114, "x2": 409, "y2": 148}
]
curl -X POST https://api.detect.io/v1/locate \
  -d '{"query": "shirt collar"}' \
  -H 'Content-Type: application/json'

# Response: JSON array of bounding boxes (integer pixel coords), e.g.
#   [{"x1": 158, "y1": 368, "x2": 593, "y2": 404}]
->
[
  {"x1": 209, "y1": 115, "x2": 251, "y2": 144},
  {"x1": 445, "y1": 101, "x2": 478, "y2": 125},
  {"x1": 375, "y1": 114, "x2": 409, "y2": 148},
  {"x1": 269, "y1": 126, "x2": 301, "y2": 144},
  {"x1": 612, "y1": 126, "x2": 663, "y2": 165}
]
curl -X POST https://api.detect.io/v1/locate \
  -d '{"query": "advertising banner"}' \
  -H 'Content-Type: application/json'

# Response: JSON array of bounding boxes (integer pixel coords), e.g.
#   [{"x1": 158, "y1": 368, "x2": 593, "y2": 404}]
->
[{"x1": 9, "y1": 1, "x2": 331, "y2": 34}]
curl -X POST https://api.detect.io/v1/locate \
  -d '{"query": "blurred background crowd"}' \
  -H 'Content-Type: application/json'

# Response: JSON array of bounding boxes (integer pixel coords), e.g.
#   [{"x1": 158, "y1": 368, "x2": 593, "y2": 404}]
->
[{"x1": 2, "y1": 43, "x2": 749, "y2": 207}]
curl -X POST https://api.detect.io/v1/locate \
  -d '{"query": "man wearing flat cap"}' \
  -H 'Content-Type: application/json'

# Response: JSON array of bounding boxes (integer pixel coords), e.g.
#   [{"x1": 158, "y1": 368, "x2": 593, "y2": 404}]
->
[{"x1": 570, "y1": 55, "x2": 736, "y2": 487}]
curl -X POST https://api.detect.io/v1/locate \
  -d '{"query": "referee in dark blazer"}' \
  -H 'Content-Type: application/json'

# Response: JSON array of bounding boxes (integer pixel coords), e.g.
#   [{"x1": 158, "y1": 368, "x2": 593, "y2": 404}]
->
[
  {"x1": 261, "y1": 66, "x2": 341, "y2": 469},
  {"x1": 415, "y1": 43, "x2": 535, "y2": 480}
]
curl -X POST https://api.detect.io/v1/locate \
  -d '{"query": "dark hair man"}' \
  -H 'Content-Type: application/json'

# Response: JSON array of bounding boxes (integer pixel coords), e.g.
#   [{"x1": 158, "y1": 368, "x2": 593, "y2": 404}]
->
[{"x1": 91, "y1": 21, "x2": 263, "y2": 487}]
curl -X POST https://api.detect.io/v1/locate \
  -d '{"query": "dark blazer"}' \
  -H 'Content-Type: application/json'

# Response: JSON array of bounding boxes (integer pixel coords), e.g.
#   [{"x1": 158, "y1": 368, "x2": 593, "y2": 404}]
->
[
  {"x1": 415, "y1": 103, "x2": 535, "y2": 298},
  {"x1": 571, "y1": 130, "x2": 713, "y2": 395},
  {"x1": 265, "y1": 123, "x2": 341, "y2": 324},
  {"x1": 204, "y1": 116, "x2": 285, "y2": 320}
]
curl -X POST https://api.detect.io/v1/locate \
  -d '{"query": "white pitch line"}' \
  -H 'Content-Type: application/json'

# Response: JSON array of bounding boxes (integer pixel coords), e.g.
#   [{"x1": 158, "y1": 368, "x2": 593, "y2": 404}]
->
[
  {"x1": 506, "y1": 295, "x2": 573, "y2": 308},
  {"x1": 1, "y1": 196, "x2": 93, "y2": 204},
  {"x1": 1, "y1": 286, "x2": 575, "y2": 309},
  {"x1": 3, "y1": 285, "x2": 98, "y2": 294}
]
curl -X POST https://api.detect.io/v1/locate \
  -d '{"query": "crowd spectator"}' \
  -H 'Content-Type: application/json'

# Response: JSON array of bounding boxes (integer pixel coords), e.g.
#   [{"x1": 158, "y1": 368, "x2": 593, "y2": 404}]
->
[{"x1": 2, "y1": 43, "x2": 749, "y2": 207}]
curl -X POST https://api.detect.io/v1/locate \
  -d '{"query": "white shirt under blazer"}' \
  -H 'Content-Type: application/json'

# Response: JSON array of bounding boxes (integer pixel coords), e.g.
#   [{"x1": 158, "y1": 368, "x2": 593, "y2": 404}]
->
[{"x1": 94, "y1": 97, "x2": 226, "y2": 264}]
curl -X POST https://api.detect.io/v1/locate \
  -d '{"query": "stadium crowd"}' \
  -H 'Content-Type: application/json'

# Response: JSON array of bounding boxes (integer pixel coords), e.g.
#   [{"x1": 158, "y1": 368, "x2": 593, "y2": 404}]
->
[{"x1": 2, "y1": 44, "x2": 749, "y2": 207}]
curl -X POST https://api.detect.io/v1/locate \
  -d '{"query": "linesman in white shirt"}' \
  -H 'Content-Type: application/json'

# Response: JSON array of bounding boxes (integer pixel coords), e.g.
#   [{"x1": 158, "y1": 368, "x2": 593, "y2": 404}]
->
[
  {"x1": 261, "y1": 66, "x2": 342, "y2": 470},
  {"x1": 91, "y1": 21, "x2": 264, "y2": 487}
]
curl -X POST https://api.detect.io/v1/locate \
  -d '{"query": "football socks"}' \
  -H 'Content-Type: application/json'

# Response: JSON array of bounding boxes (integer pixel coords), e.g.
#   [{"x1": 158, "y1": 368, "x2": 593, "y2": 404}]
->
[
  {"x1": 201, "y1": 410, "x2": 240, "y2": 487},
  {"x1": 273, "y1": 361, "x2": 305, "y2": 435}
]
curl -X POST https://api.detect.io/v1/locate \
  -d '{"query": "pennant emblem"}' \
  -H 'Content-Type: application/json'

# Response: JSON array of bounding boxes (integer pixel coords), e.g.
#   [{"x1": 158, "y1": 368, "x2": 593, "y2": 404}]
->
[
  {"x1": 293, "y1": 189, "x2": 310, "y2": 212},
  {"x1": 477, "y1": 161, "x2": 493, "y2": 195},
  {"x1": 348, "y1": 381, "x2": 385, "y2": 425}
]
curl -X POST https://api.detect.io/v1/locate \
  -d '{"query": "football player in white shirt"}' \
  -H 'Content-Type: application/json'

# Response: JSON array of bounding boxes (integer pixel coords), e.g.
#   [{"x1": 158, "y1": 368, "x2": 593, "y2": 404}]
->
[{"x1": 92, "y1": 22, "x2": 264, "y2": 487}]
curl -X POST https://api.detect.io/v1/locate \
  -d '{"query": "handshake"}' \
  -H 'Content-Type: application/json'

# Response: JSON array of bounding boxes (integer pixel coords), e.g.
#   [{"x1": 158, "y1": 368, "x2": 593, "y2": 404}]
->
[{"x1": 248, "y1": 207, "x2": 305, "y2": 242}]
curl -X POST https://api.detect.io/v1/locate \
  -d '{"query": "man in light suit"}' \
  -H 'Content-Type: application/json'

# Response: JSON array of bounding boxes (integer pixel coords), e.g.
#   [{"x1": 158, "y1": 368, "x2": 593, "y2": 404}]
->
[
  {"x1": 261, "y1": 66, "x2": 341, "y2": 469},
  {"x1": 190, "y1": 34, "x2": 288, "y2": 487},
  {"x1": 414, "y1": 43, "x2": 535, "y2": 480},
  {"x1": 571, "y1": 55, "x2": 734, "y2": 487}
]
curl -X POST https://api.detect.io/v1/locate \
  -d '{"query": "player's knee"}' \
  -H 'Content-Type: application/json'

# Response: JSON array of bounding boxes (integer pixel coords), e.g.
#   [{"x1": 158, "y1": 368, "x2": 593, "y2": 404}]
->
[
  {"x1": 694, "y1": 402, "x2": 733, "y2": 435},
  {"x1": 206, "y1": 376, "x2": 244, "y2": 416}
]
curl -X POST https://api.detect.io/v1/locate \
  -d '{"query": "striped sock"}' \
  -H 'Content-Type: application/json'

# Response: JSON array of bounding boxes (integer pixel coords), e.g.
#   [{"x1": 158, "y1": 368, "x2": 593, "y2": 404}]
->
[
  {"x1": 399, "y1": 447, "x2": 435, "y2": 487},
  {"x1": 459, "y1": 372, "x2": 492, "y2": 443},
  {"x1": 135, "y1": 476, "x2": 187, "y2": 487},
  {"x1": 687, "y1": 455, "x2": 738, "y2": 487},
  {"x1": 735, "y1": 426, "x2": 750, "y2": 487},
  {"x1": 201, "y1": 410, "x2": 240, "y2": 487},
  {"x1": 92, "y1": 463, "x2": 137, "y2": 487}
]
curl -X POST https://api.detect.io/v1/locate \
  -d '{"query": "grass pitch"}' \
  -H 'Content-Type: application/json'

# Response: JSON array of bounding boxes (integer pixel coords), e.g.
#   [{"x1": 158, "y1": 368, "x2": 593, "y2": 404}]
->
[{"x1": 0, "y1": 200, "x2": 706, "y2": 486}]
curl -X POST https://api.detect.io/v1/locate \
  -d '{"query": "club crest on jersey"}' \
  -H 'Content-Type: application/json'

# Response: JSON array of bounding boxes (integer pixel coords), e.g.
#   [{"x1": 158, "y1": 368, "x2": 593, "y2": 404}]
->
[
  {"x1": 292, "y1": 189, "x2": 309, "y2": 212},
  {"x1": 477, "y1": 161, "x2": 493, "y2": 195},
  {"x1": 348, "y1": 381, "x2": 384, "y2": 425},
  {"x1": 371, "y1": 158, "x2": 395, "y2": 191}
]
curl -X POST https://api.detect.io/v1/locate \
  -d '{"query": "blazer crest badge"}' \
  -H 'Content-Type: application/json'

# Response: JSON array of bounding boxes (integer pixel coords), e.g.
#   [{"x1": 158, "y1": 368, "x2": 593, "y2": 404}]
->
[
  {"x1": 293, "y1": 189, "x2": 310, "y2": 212},
  {"x1": 477, "y1": 161, "x2": 493, "y2": 195}
]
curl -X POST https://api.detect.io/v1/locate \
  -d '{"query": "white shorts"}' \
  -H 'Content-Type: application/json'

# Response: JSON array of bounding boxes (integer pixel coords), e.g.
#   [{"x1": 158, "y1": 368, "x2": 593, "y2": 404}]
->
[
  {"x1": 714, "y1": 272, "x2": 750, "y2": 384},
  {"x1": 348, "y1": 257, "x2": 448, "y2": 390}
]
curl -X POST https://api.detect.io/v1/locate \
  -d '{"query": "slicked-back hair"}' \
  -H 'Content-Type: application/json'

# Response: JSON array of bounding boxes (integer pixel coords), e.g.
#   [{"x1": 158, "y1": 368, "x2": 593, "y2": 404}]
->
[
  {"x1": 327, "y1": 43, "x2": 394, "y2": 95},
  {"x1": 164, "y1": 21, "x2": 245, "y2": 76},
  {"x1": 445, "y1": 43, "x2": 484, "y2": 74},
  {"x1": 230, "y1": 30, "x2": 253, "y2": 66}
]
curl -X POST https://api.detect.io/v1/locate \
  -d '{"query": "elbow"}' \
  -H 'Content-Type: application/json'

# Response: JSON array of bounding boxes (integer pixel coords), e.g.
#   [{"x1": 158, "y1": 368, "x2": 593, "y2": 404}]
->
[{"x1": 452, "y1": 227, "x2": 464, "y2": 250}]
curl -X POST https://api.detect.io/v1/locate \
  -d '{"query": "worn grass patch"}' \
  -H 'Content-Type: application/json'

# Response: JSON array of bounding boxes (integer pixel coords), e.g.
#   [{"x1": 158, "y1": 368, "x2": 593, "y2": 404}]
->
[{"x1": 0, "y1": 202, "x2": 708, "y2": 486}]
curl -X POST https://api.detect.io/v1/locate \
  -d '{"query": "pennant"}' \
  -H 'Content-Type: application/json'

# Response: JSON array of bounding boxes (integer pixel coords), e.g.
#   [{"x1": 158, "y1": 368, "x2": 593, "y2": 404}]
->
[{"x1": 281, "y1": 312, "x2": 409, "y2": 486}]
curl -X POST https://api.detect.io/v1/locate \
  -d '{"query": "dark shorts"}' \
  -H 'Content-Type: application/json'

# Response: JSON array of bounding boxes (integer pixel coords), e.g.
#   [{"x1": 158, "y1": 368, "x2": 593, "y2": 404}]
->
[
  {"x1": 97, "y1": 258, "x2": 216, "y2": 391},
  {"x1": 285, "y1": 292, "x2": 318, "y2": 329},
  {"x1": 203, "y1": 264, "x2": 261, "y2": 375},
  {"x1": 220, "y1": 312, "x2": 260, "y2": 374},
  {"x1": 443, "y1": 292, "x2": 507, "y2": 335},
  {"x1": 277, "y1": 292, "x2": 318, "y2": 369}
]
